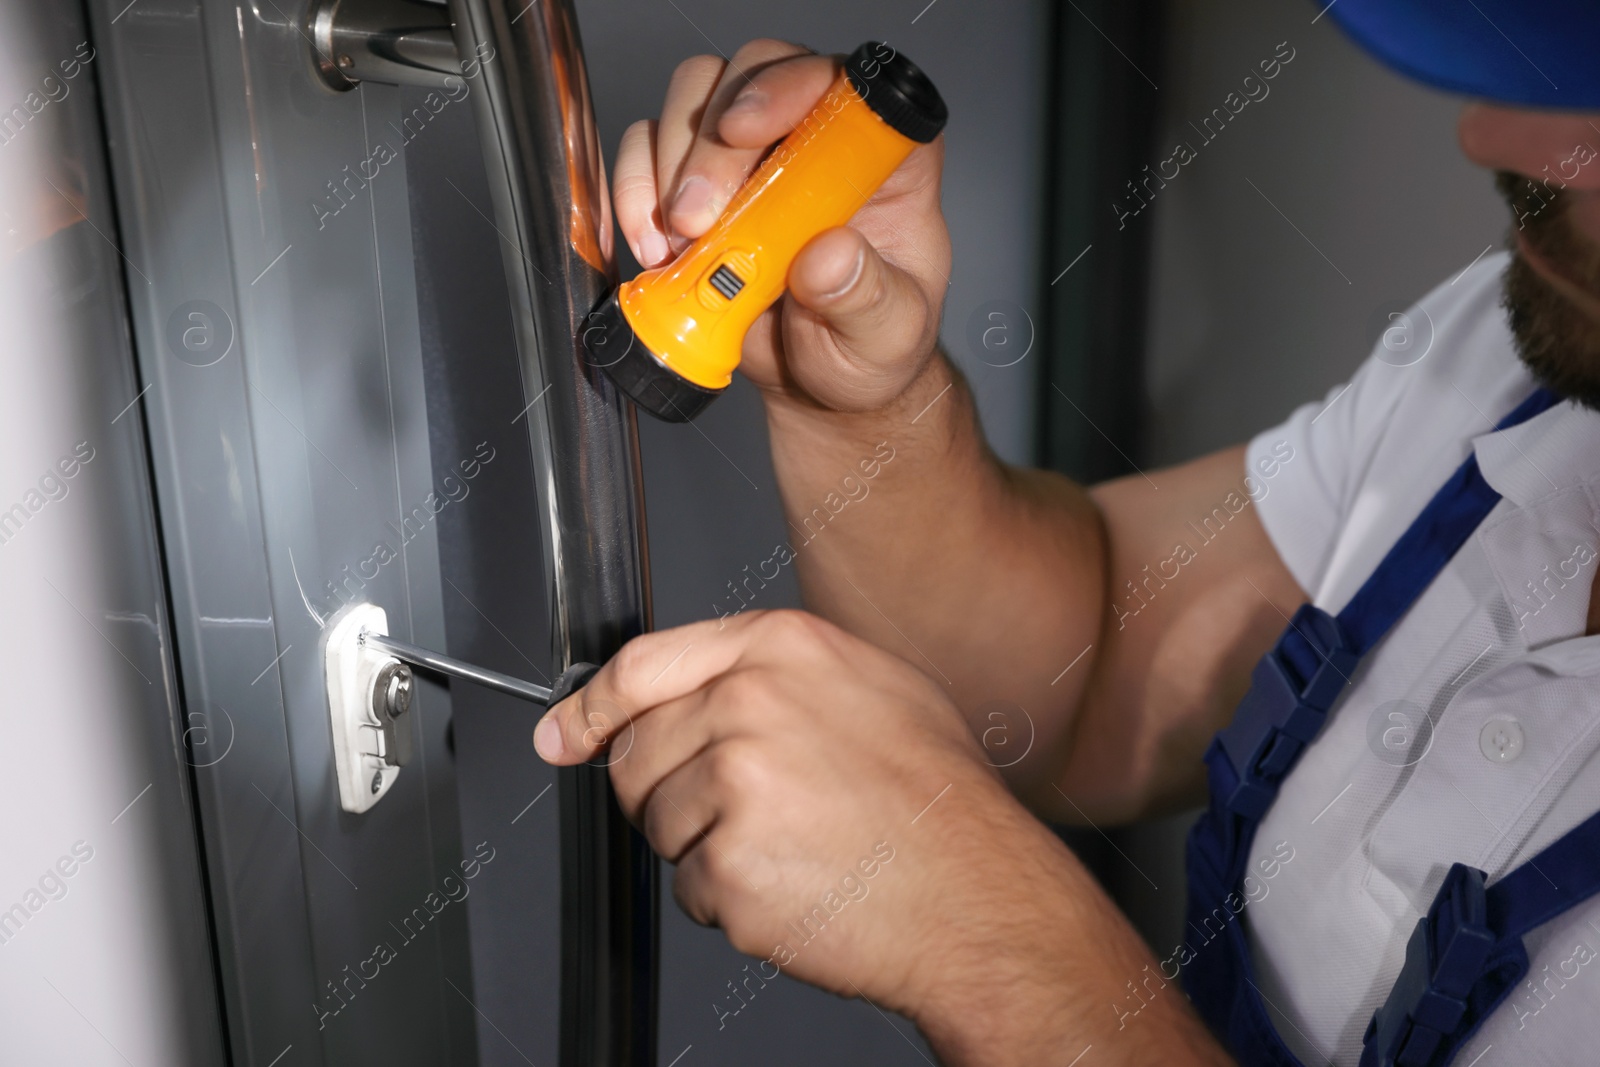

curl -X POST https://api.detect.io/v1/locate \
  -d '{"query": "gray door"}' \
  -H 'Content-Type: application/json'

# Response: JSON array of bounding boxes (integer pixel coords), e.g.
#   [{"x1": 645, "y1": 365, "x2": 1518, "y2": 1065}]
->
[{"x1": 86, "y1": 0, "x2": 655, "y2": 1062}]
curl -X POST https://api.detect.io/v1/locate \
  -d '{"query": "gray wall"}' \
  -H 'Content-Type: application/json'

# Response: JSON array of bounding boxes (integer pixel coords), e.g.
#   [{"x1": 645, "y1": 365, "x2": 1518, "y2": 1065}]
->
[
  {"x1": 1115, "y1": 0, "x2": 1509, "y2": 957},
  {"x1": 1142, "y1": 0, "x2": 1506, "y2": 464}
]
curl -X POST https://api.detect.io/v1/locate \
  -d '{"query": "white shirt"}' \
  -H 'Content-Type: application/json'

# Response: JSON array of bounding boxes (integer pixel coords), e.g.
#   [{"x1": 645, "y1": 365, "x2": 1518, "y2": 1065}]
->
[{"x1": 1243, "y1": 251, "x2": 1600, "y2": 1067}]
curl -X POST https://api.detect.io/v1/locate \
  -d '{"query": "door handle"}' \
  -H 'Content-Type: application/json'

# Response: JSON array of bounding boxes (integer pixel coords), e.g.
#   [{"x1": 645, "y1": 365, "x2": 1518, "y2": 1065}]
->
[
  {"x1": 304, "y1": 1, "x2": 658, "y2": 1063},
  {"x1": 309, "y1": 0, "x2": 462, "y2": 91}
]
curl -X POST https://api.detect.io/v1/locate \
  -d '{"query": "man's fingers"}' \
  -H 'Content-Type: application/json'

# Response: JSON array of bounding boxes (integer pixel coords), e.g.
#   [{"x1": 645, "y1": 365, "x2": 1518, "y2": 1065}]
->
[
  {"x1": 532, "y1": 611, "x2": 769, "y2": 766},
  {"x1": 639, "y1": 750, "x2": 723, "y2": 863},
  {"x1": 612, "y1": 119, "x2": 670, "y2": 268},
  {"x1": 714, "y1": 52, "x2": 840, "y2": 150},
  {"x1": 669, "y1": 841, "x2": 722, "y2": 928},
  {"x1": 531, "y1": 681, "x2": 637, "y2": 766},
  {"x1": 664, "y1": 40, "x2": 819, "y2": 244},
  {"x1": 654, "y1": 53, "x2": 727, "y2": 227},
  {"x1": 603, "y1": 685, "x2": 715, "y2": 817}
]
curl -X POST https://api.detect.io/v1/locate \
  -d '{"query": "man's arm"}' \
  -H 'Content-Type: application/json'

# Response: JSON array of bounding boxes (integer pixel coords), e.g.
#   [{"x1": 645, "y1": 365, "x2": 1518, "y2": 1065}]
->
[
  {"x1": 612, "y1": 39, "x2": 1308, "y2": 821},
  {"x1": 765, "y1": 356, "x2": 1306, "y2": 822},
  {"x1": 534, "y1": 611, "x2": 1237, "y2": 1067},
  {"x1": 584, "y1": 42, "x2": 1302, "y2": 1060}
]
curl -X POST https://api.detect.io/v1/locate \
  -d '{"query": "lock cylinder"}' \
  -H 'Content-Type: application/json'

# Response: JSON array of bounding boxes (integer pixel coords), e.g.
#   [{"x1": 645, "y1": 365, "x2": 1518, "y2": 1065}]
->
[{"x1": 584, "y1": 41, "x2": 948, "y2": 422}]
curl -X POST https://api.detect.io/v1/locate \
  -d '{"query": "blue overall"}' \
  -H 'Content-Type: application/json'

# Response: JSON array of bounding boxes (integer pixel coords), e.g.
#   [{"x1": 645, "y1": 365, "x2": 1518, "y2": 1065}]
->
[{"x1": 1183, "y1": 387, "x2": 1600, "y2": 1066}]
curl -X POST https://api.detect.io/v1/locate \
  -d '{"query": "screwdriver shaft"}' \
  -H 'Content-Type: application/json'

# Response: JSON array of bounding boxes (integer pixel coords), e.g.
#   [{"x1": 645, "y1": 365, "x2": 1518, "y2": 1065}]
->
[{"x1": 360, "y1": 630, "x2": 554, "y2": 706}]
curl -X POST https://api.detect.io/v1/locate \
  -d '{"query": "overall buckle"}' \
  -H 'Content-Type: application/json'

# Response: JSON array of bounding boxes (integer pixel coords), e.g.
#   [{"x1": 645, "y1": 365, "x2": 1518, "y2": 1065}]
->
[
  {"x1": 1363, "y1": 864, "x2": 1496, "y2": 1067},
  {"x1": 1217, "y1": 604, "x2": 1356, "y2": 819}
]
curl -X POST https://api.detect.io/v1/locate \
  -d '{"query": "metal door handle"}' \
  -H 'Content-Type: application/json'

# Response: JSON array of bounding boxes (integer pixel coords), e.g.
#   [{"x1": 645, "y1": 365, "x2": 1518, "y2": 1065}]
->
[
  {"x1": 309, "y1": 0, "x2": 462, "y2": 90},
  {"x1": 304, "y1": 0, "x2": 658, "y2": 1062}
]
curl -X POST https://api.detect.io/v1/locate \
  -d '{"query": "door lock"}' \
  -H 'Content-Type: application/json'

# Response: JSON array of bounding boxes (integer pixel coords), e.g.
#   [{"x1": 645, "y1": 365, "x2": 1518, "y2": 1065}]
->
[
  {"x1": 371, "y1": 660, "x2": 415, "y2": 768},
  {"x1": 324, "y1": 603, "x2": 597, "y2": 812},
  {"x1": 324, "y1": 604, "x2": 412, "y2": 813}
]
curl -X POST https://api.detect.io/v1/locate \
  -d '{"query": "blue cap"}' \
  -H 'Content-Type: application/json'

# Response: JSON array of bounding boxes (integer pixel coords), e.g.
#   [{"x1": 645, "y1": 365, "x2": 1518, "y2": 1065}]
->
[{"x1": 1322, "y1": 0, "x2": 1600, "y2": 109}]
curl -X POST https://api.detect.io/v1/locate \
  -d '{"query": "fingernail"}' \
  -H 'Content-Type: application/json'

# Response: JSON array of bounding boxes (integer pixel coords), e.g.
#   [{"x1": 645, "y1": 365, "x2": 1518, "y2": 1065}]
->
[
  {"x1": 821, "y1": 246, "x2": 865, "y2": 299},
  {"x1": 671, "y1": 175, "x2": 713, "y2": 222},
  {"x1": 533, "y1": 715, "x2": 565, "y2": 761},
  {"x1": 639, "y1": 229, "x2": 669, "y2": 266},
  {"x1": 725, "y1": 87, "x2": 766, "y2": 116}
]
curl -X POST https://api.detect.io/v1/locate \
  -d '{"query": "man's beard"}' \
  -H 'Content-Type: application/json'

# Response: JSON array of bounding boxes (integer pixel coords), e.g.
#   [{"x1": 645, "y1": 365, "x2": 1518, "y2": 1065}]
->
[{"x1": 1497, "y1": 170, "x2": 1600, "y2": 410}]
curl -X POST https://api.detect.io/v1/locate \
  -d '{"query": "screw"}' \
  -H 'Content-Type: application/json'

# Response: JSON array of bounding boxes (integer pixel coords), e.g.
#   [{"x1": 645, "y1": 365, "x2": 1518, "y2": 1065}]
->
[
  {"x1": 337, "y1": 53, "x2": 354, "y2": 69},
  {"x1": 371, "y1": 770, "x2": 383, "y2": 794}
]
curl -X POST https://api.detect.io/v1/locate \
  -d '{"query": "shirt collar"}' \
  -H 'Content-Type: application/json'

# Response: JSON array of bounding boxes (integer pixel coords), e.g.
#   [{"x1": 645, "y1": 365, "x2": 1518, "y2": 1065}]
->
[
  {"x1": 1473, "y1": 398, "x2": 1600, "y2": 649},
  {"x1": 1474, "y1": 398, "x2": 1600, "y2": 507}
]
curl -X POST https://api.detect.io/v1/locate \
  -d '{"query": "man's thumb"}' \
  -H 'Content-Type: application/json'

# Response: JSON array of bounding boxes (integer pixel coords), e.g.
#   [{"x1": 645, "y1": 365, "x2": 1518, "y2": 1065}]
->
[{"x1": 787, "y1": 226, "x2": 926, "y2": 363}]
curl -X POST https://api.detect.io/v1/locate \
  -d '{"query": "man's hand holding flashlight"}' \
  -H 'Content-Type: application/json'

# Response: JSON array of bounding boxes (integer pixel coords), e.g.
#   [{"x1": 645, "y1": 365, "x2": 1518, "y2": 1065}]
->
[{"x1": 610, "y1": 38, "x2": 950, "y2": 415}]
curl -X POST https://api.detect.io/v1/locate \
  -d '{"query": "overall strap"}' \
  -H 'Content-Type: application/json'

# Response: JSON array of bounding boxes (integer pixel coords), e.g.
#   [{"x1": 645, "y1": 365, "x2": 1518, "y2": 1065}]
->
[
  {"x1": 1182, "y1": 387, "x2": 1560, "y2": 1066},
  {"x1": 1199, "y1": 386, "x2": 1561, "y2": 876},
  {"x1": 1338, "y1": 386, "x2": 1563, "y2": 655},
  {"x1": 1362, "y1": 810, "x2": 1600, "y2": 1067}
]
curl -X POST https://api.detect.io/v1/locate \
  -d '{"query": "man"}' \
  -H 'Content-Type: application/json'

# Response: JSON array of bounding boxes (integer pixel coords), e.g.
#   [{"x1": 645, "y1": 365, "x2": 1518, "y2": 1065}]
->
[{"x1": 535, "y1": 3, "x2": 1600, "y2": 1063}]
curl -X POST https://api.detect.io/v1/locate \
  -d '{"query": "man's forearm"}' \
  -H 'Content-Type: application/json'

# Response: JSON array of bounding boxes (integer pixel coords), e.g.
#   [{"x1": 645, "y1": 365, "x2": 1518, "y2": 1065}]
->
[
  {"x1": 761, "y1": 354, "x2": 1108, "y2": 789},
  {"x1": 897, "y1": 790, "x2": 1234, "y2": 1066}
]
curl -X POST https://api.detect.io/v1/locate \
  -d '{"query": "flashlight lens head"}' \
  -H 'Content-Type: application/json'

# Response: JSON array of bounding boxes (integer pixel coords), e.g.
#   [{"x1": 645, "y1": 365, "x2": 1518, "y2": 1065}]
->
[
  {"x1": 844, "y1": 42, "x2": 948, "y2": 144},
  {"x1": 583, "y1": 290, "x2": 724, "y2": 423}
]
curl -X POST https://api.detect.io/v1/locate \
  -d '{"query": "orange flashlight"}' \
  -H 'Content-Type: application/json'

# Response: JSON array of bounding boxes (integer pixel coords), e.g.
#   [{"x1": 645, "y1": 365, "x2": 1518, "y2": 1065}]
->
[{"x1": 583, "y1": 41, "x2": 947, "y2": 422}]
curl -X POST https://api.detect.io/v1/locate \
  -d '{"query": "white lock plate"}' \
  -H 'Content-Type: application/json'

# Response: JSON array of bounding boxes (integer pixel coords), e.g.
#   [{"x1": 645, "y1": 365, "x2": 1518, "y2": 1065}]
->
[{"x1": 323, "y1": 602, "x2": 399, "y2": 813}]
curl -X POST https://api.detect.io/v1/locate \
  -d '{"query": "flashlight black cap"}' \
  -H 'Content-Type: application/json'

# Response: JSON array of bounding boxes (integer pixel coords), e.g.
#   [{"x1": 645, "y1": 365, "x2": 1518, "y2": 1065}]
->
[
  {"x1": 844, "y1": 42, "x2": 948, "y2": 144},
  {"x1": 582, "y1": 289, "x2": 723, "y2": 423}
]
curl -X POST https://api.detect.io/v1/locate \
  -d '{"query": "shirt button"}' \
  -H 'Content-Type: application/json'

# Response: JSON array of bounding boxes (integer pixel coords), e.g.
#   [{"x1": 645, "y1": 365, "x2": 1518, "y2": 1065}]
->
[{"x1": 1480, "y1": 718, "x2": 1525, "y2": 763}]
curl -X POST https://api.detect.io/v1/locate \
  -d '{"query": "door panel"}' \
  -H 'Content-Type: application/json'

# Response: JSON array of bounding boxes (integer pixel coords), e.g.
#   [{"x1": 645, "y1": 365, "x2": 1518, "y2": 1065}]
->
[{"x1": 93, "y1": 0, "x2": 477, "y2": 1061}]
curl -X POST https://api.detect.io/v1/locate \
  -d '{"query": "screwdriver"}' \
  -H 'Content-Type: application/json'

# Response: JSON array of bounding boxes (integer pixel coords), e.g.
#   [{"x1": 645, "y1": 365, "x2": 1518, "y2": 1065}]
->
[{"x1": 360, "y1": 629, "x2": 597, "y2": 707}]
